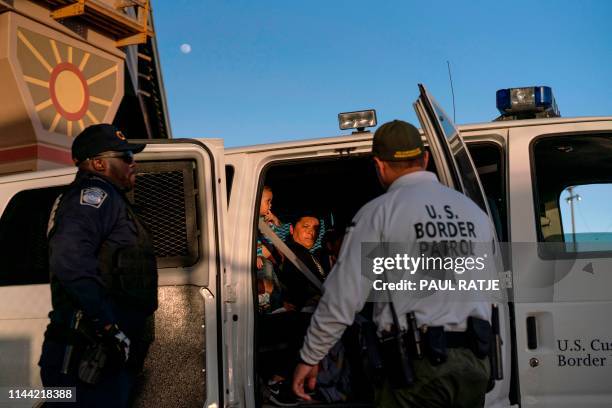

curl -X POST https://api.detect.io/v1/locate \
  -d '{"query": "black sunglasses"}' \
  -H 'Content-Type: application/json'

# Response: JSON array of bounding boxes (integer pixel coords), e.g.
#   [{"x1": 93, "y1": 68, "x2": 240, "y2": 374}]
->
[{"x1": 93, "y1": 151, "x2": 135, "y2": 164}]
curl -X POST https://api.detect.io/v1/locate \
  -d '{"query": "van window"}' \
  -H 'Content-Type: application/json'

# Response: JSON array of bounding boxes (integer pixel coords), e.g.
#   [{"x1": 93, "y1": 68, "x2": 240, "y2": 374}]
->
[
  {"x1": 466, "y1": 142, "x2": 507, "y2": 242},
  {"x1": 559, "y1": 183, "x2": 612, "y2": 252},
  {"x1": 128, "y1": 160, "x2": 200, "y2": 268},
  {"x1": 0, "y1": 186, "x2": 64, "y2": 286},
  {"x1": 532, "y1": 134, "x2": 612, "y2": 257}
]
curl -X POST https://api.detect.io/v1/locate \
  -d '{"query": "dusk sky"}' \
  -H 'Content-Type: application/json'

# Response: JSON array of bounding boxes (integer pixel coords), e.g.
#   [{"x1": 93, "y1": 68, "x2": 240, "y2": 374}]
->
[
  {"x1": 152, "y1": 1, "x2": 612, "y2": 235},
  {"x1": 153, "y1": 0, "x2": 611, "y2": 147}
]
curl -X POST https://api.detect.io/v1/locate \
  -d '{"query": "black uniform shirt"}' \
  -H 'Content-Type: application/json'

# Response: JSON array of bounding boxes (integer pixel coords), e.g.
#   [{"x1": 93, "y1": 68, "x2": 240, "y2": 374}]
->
[{"x1": 48, "y1": 170, "x2": 138, "y2": 330}]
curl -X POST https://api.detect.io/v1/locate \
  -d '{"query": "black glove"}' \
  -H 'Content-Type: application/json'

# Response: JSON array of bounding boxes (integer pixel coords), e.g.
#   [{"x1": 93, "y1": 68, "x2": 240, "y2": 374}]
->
[{"x1": 102, "y1": 324, "x2": 131, "y2": 364}]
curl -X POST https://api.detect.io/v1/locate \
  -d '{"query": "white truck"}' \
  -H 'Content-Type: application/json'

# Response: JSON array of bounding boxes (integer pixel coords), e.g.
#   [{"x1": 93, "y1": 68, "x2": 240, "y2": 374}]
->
[{"x1": 1, "y1": 85, "x2": 611, "y2": 407}]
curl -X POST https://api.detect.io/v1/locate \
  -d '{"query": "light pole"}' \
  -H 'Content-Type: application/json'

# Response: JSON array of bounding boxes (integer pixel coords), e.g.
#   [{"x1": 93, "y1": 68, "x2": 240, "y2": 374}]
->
[{"x1": 565, "y1": 186, "x2": 581, "y2": 250}]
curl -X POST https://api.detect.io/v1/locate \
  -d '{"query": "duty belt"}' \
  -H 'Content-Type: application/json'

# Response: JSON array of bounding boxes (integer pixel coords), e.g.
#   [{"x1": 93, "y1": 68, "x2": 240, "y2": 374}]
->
[
  {"x1": 44, "y1": 321, "x2": 94, "y2": 346},
  {"x1": 384, "y1": 327, "x2": 471, "y2": 349},
  {"x1": 387, "y1": 316, "x2": 492, "y2": 363},
  {"x1": 437, "y1": 330, "x2": 470, "y2": 348},
  {"x1": 45, "y1": 324, "x2": 84, "y2": 345}
]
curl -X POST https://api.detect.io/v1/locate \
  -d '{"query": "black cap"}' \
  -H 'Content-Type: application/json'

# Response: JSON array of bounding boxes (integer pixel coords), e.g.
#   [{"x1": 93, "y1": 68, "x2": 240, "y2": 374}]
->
[
  {"x1": 372, "y1": 120, "x2": 424, "y2": 161},
  {"x1": 72, "y1": 124, "x2": 146, "y2": 164}
]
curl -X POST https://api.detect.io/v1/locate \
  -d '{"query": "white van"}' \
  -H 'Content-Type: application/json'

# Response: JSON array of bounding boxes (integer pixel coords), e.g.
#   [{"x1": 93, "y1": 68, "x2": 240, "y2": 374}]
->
[{"x1": 1, "y1": 85, "x2": 611, "y2": 407}]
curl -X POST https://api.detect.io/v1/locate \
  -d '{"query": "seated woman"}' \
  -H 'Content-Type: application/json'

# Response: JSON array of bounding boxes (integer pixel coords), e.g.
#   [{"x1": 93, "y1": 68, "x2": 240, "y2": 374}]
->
[{"x1": 277, "y1": 212, "x2": 330, "y2": 312}]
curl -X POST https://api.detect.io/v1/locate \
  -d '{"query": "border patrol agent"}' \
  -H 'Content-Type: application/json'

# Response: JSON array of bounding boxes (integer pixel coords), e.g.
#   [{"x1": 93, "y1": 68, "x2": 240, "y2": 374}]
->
[
  {"x1": 293, "y1": 120, "x2": 497, "y2": 407},
  {"x1": 39, "y1": 124, "x2": 158, "y2": 407}
]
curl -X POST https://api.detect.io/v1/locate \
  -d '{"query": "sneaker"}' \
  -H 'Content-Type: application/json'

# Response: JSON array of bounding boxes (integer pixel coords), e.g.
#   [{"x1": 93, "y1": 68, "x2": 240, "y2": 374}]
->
[{"x1": 267, "y1": 381, "x2": 299, "y2": 407}]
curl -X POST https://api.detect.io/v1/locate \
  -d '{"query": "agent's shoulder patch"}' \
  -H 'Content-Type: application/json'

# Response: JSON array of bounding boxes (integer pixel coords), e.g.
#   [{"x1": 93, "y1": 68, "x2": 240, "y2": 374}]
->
[{"x1": 80, "y1": 187, "x2": 108, "y2": 208}]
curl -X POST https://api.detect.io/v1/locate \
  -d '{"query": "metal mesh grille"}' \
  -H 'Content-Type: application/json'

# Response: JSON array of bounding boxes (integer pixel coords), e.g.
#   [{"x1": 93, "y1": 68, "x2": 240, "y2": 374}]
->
[
  {"x1": 131, "y1": 161, "x2": 199, "y2": 268},
  {"x1": 135, "y1": 171, "x2": 188, "y2": 256}
]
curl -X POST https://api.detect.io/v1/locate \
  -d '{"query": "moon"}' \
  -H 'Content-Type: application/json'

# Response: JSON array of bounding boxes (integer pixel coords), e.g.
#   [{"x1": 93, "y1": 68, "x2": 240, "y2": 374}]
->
[{"x1": 180, "y1": 43, "x2": 192, "y2": 54}]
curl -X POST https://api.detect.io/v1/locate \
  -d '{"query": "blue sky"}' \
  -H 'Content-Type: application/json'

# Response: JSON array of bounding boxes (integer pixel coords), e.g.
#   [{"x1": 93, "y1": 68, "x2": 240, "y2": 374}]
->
[
  {"x1": 153, "y1": 0, "x2": 612, "y2": 147},
  {"x1": 561, "y1": 185, "x2": 612, "y2": 236}
]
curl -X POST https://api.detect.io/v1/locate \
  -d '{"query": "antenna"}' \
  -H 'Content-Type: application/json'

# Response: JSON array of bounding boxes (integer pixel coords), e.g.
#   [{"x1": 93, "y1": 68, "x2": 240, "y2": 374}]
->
[{"x1": 447, "y1": 60, "x2": 456, "y2": 122}]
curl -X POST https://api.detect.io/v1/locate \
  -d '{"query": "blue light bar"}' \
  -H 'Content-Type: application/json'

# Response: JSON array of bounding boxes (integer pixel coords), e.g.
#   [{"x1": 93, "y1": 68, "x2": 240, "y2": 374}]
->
[
  {"x1": 495, "y1": 86, "x2": 560, "y2": 119},
  {"x1": 496, "y1": 89, "x2": 511, "y2": 112},
  {"x1": 535, "y1": 86, "x2": 554, "y2": 109}
]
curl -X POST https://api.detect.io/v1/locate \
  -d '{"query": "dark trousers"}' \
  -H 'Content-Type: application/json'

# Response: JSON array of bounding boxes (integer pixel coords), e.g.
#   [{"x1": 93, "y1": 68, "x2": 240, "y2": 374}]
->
[
  {"x1": 375, "y1": 348, "x2": 490, "y2": 408},
  {"x1": 39, "y1": 339, "x2": 133, "y2": 408},
  {"x1": 257, "y1": 311, "x2": 312, "y2": 380}
]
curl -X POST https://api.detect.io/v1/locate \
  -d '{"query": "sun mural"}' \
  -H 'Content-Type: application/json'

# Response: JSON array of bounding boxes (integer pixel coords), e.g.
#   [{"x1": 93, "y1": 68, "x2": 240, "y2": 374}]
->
[{"x1": 16, "y1": 27, "x2": 120, "y2": 139}]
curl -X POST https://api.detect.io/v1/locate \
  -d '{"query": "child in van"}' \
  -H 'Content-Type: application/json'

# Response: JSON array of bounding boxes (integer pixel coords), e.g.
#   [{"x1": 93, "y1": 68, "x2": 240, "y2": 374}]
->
[{"x1": 257, "y1": 186, "x2": 284, "y2": 313}]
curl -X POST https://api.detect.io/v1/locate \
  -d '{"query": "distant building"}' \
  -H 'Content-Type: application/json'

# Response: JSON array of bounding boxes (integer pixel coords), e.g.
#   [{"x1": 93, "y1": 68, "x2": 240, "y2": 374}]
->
[{"x1": 0, "y1": 0, "x2": 171, "y2": 174}]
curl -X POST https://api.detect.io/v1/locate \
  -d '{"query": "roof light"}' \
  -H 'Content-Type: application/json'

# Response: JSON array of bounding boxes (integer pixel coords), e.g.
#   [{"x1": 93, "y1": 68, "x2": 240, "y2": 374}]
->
[
  {"x1": 338, "y1": 109, "x2": 377, "y2": 132},
  {"x1": 495, "y1": 86, "x2": 560, "y2": 120}
]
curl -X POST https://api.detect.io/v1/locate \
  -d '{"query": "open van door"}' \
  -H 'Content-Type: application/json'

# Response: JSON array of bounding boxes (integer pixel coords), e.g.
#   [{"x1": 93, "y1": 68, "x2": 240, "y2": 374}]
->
[
  {"x1": 414, "y1": 84, "x2": 490, "y2": 215},
  {"x1": 0, "y1": 139, "x2": 226, "y2": 408},
  {"x1": 508, "y1": 124, "x2": 612, "y2": 407},
  {"x1": 413, "y1": 84, "x2": 512, "y2": 407}
]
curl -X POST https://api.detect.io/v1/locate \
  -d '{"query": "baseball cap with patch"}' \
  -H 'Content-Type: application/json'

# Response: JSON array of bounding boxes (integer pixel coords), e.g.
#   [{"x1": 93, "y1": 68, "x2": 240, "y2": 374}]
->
[
  {"x1": 372, "y1": 120, "x2": 424, "y2": 161},
  {"x1": 72, "y1": 124, "x2": 146, "y2": 165}
]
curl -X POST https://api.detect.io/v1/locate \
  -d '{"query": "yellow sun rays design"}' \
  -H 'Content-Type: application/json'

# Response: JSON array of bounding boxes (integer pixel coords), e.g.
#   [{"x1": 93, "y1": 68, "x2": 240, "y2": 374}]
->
[{"x1": 17, "y1": 29, "x2": 119, "y2": 138}]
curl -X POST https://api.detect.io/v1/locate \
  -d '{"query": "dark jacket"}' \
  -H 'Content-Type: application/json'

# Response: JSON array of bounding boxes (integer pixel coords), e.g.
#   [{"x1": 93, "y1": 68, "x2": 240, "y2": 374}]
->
[
  {"x1": 278, "y1": 238, "x2": 330, "y2": 310},
  {"x1": 47, "y1": 170, "x2": 157, "y2": 341}
]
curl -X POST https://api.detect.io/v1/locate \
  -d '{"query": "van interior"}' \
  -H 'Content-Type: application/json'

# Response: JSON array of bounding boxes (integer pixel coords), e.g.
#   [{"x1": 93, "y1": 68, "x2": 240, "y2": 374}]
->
[{"x1": 252, "y1": 145, "x2": 507, "y2": 407}]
